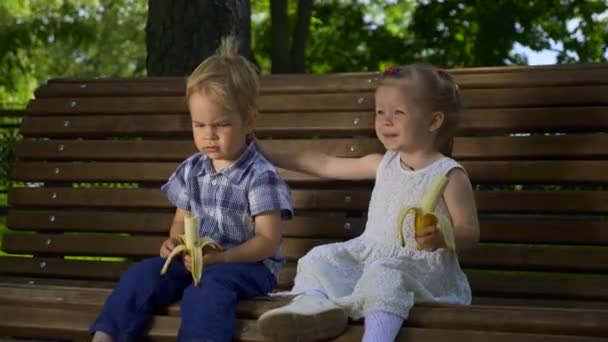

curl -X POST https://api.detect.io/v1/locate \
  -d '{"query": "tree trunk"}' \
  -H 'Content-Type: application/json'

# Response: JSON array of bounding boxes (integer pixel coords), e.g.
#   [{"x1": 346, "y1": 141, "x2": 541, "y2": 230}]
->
[
  {"x1": 290, "y1": 0, "x2": 314, "y2": 72},
  {"x1": 146, "y1": 0, "x2": 251, "y2": 76},
  {"x1": 270, "y1": 0, "x2": 290, "y2": 73}
]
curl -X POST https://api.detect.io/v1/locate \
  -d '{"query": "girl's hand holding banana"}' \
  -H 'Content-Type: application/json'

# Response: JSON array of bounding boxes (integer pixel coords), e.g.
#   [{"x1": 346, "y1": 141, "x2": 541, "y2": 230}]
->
[
  {"x1": 415, "y1": 224, "x2": 447, "y2": 251},
  {"x1": 396, "y1": 175, "x2": 456, "y2": 251}
]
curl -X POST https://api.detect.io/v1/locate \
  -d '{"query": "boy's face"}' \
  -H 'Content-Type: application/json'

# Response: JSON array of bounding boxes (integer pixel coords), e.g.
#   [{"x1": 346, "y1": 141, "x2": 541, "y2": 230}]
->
[{"x1": 188, "y1": 91, "x2": 254, "y2": 169}]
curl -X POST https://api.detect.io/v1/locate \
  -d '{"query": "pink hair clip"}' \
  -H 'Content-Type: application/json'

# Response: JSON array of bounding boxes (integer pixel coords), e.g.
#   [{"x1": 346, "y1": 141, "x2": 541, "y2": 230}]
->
[
  {"x1": 437, "y1": 69, "x2": 459, "y2": 91},
  {"x1": 384, "y1": 66, "x2": 402, "y2": 75},
  {"x1": 437, "y1": 69, "x2": 449, "y2": 76}
]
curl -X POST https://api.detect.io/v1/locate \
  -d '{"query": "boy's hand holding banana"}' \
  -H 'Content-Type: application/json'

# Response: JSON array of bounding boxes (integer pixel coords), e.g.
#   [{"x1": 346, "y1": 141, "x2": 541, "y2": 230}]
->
[
  {"x1": 160, "y1": 214, "x2": 222, "y2": 286},
  {"x1": 396, "y1": 175, "x2": 456, "y2": 251}
]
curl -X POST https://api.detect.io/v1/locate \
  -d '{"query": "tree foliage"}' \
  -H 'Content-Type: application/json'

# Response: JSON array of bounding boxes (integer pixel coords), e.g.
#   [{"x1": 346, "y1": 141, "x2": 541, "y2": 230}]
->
[
  {"x1": 1, "y1": 0, "x2": 607, "y2": 104},
  {"x1": 409, "y1": 0, "x2": 608, "y2": 66},
  {"x1": 0, "y1": 0, "x2": 146, "y2": 107}
]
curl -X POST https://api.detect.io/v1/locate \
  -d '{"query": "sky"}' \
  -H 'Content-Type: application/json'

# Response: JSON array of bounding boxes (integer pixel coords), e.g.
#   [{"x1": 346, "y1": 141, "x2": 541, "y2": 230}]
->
[{"x1": 513, "y1": 44, "x2": 559, "y2": 65}]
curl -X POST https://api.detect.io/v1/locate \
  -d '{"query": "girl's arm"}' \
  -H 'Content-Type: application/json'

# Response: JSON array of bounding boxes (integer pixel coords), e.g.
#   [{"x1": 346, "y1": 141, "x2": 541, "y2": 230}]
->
[
  {"x1": 261, "y1": 147, "x2": 383, "y2": 180},
  {"x1": 443, "y1": 168, "x2": 480, "y2": 252},
  {"x1": 206, "y1": 210, "x2": 283, "y2": 264}
]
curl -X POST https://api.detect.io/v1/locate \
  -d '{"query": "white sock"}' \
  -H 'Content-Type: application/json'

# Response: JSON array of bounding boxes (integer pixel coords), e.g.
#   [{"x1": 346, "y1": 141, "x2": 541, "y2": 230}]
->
[
  {"x1": 304, "y1": 289, "x2": 328, "y2": 299},
  {"x1": 362, "y1": 311, "x2": 404, "y2": 342}
]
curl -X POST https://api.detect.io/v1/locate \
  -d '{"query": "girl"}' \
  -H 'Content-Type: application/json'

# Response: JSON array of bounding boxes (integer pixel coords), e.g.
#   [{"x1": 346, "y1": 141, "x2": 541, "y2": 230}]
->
[{"x1": 257, "y1": 64, "x2": 479, "y2": 341}]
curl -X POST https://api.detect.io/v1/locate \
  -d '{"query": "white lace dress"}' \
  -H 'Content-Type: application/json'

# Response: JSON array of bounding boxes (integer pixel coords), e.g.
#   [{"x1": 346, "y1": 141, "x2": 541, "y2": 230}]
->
[{"x1": 290, "y1": 151, "x2": 472, "y2": 320}]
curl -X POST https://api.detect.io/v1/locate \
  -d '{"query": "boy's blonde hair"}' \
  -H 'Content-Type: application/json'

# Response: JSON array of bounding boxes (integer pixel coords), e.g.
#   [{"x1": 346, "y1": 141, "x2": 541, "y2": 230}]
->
[
  {"x1": 379, "y1": 63, "x2": 461, "y2": 156},
  {"x1": 186, "y1": 36, "x2": 259, "y2": 121}
]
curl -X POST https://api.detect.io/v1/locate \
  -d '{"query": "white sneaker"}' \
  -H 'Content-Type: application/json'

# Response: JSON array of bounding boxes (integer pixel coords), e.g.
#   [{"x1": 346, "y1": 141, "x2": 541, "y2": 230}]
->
[{"x1": 257, "y1": 295, "x2": 348, "y2": 341}]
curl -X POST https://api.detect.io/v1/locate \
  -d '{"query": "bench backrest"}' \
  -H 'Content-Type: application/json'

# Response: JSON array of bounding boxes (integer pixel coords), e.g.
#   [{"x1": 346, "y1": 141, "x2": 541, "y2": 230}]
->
[{"x1": 2, "y1": 64, "x2": 608, "y2": 304}]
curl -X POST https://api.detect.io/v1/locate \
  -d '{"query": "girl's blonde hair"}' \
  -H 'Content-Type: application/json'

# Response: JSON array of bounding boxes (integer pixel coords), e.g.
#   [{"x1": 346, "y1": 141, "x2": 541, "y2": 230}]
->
[
  {"x1": 379, "y1": 63, "x2": 461, "y2": 156},
  {"x1": 186, "y1": 36, "x2": 259, "y2": 120}
]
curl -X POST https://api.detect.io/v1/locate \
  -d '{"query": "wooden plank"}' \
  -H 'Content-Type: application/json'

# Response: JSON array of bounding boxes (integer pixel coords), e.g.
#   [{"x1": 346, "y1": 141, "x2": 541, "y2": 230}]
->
[
  {"x1": 0, "y1": 256, "x2": 131, "y2": 281},
  {"x1": 3, "y1": 234, "x2": 608, "y2": 273},
  {"x1": 8, "y1": 188, "x2": 608, "y2": 214},
  {"x1": 471, "y1": 296, "x2": 608, "y2": 310},
  {"x1": 1, "y1": 234, "x2": 164, "y2": 258},
  {"x1": 26, "y1": 93, "x2": 375, "y2": 115},
  {"x1": 479, "y1": 219, "x2": 608, "y2": 245},
  {"x1": 460, "y1": 244, "x2": 608, "y2": 272},
  {"x1": 0, "y1": 305, "x2": 180, "y2": 342},
  {"x1": 7, "y1": 210, "x2": 366, "y2": 238},
  {"x1": 13, "y1": 138, "x2": 380, "y2": 161},
  {"x1": 34, "y1": 66, "x2": 608, "y2": 98},
  {"x1": 455, "y1": 134, "x2": 608, "y2": 159},
  {"x1": 1, "y1": 286, "x2": 607, "y2": 338},
  {"x1": 6, "y1": 280, "x2": 599, "y2": 310},
  {"x1": 14, "y1": 135, "x2": 608, "y2": 161},
  {"x1": 462, "y1": 107, "x2": 608, "y2": 133},
  {"x1": 18, "y1": 108, "x2": 608, "y2": 138},
  {"x1": 1, "y1": 258, "x2": 607, "y2": 300},
  {"x1": 10, "y1": 160, "x2": 608, "y2": 183},
  {"x1": 466, "y1": 270, "x2": 608, "y2": 301},
  {"x1": 19, "y1": 112, "x2": 376, "y2": 138},
  {"x1": 472, "y1": 191, "x2": 608, "y2": 214},
  {"x1": 1, "y1": 305, "x2": 605, "y2": 342},
  {"x1": 24, "y1": 87, "x2": 608, "y2": 115},
  {"x1": 1, "y1": 235, "x2": 326, "y2": 260},
  {"x1": 0, "y1": 276, "x2": 114, "y2": 289},
  {"x1": 7, "y1": 210, "x2": 608, "y2": 245}
]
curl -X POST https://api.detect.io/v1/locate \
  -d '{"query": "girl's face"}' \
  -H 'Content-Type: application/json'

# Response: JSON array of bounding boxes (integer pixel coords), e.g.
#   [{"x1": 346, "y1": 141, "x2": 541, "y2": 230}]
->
[
  {"x1": 374, "y1": 85, "x2": 435, "y2": 153},
  {"x1": 188, "y1": 91, "x2": 254, "y2": 169}
]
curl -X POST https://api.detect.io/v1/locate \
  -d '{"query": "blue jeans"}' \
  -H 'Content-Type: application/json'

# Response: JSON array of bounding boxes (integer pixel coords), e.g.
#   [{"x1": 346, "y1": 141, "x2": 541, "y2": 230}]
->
[{"x1": 90, "y1": 257, "x2": 275, "y2": 342}]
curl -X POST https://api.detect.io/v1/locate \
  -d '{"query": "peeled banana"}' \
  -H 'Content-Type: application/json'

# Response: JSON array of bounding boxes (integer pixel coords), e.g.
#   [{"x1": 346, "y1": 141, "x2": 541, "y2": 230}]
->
[
  {"x1": 160, "y1": 214, "x2": 222, "y2": 286},
  {"x1": 396, "y1": 175, "x2": 456, "y2": 250}
]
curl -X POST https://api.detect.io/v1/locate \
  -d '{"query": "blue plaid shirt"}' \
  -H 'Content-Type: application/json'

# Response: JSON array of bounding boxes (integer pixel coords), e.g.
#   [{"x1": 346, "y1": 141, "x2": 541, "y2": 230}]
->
[{"x1": 161, "y1": 141, "x2": 293, "y2": 278}]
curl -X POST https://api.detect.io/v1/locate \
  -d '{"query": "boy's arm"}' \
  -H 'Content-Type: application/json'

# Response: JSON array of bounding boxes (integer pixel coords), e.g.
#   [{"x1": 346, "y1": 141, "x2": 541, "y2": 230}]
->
[
  {"x1": 160, "y1": 208, "x2": 188, "y2": 257},
  {"x1": 258, "y1": 142, "x2": 383, "y2": 180},
  {"x1": 208, "y1": 210, "x2": 282, "y2": 264},
  {"x1": 169, "y1": 208, "x2": 188, "y2": 239},
  {"x1": 443, "y1": 168, "x2": 480, "y2": 252}
]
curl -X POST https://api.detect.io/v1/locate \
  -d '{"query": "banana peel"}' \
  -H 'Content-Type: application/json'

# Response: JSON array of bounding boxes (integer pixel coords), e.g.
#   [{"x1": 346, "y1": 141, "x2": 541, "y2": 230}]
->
[
  {"x1": 160, "y1": 214, "x2": 222, "y2": 286},
  {"x1": 396, "y1": 175, "x2": 456, "y2": 250}
]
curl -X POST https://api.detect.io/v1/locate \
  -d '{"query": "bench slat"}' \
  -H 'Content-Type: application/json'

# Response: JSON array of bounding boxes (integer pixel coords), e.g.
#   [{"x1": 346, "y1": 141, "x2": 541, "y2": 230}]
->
[
  {"x1": 1, "y1": 258, "x2": 607, "y2": 300},
  {"x1": 20, "y1": 112, "x2": 377, "y2": 138},
  {"x1": 2, "y1": 305, "x2": 606, "y2": 342},
  {"x1": 7, "y1": 210, "x2": 608, "y2": 245},
  {"x1": 3, "y1": 234, "x2": 608, "y2": 273},
  {"x1": 6, "y1": 211, "x2": 367, "y2": 238},
  {"x1": 5, "y1": 277, "x2": 608, "y2": 310},
  {"x1": 27, "y1": 93, "x2": 375, "y2": 114},
  {"x1": 33, "y1": 66, "x2": 608, "y2": 98},
  {"x1": 19, "y1": 108, "x2": 608, "y2": 138},
  {"x1": 12, "y1": 139, "x2": 378, "y2": 161},
  {"x1": 0, "y1": 256, "x2": 131, "y2": 281},
  {"x1": 9, "y1": 188, "x2": 608, "y2": 213},
  {"x1": 11, "y1": 160, "x2": 608, "y2": 183},
  {"x1": 14, "y1": 135, "x2": 608, "y2": 161},
  {"x1": 25, "y1": 87, "x2": 608, "y2": 115},
  {"x1": 1, "y1": 286, "x2": 607, "y2": 338}
]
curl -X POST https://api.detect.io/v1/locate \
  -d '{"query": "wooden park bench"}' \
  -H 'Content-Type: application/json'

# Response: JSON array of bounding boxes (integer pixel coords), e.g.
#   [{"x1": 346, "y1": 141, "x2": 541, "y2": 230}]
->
[{"x1": 1, "y1": 63, "x2": 608, "y2": 341}]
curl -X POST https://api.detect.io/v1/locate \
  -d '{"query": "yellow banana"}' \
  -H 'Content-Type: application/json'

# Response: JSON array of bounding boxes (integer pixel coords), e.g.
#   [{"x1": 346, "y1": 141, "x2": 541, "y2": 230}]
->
[
  {"x1": 160, "y1": 214, "x2": 222, "y2": 286},
  {"x1": 396, "y1": 175, "x2": 456, "y2": 250}
]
